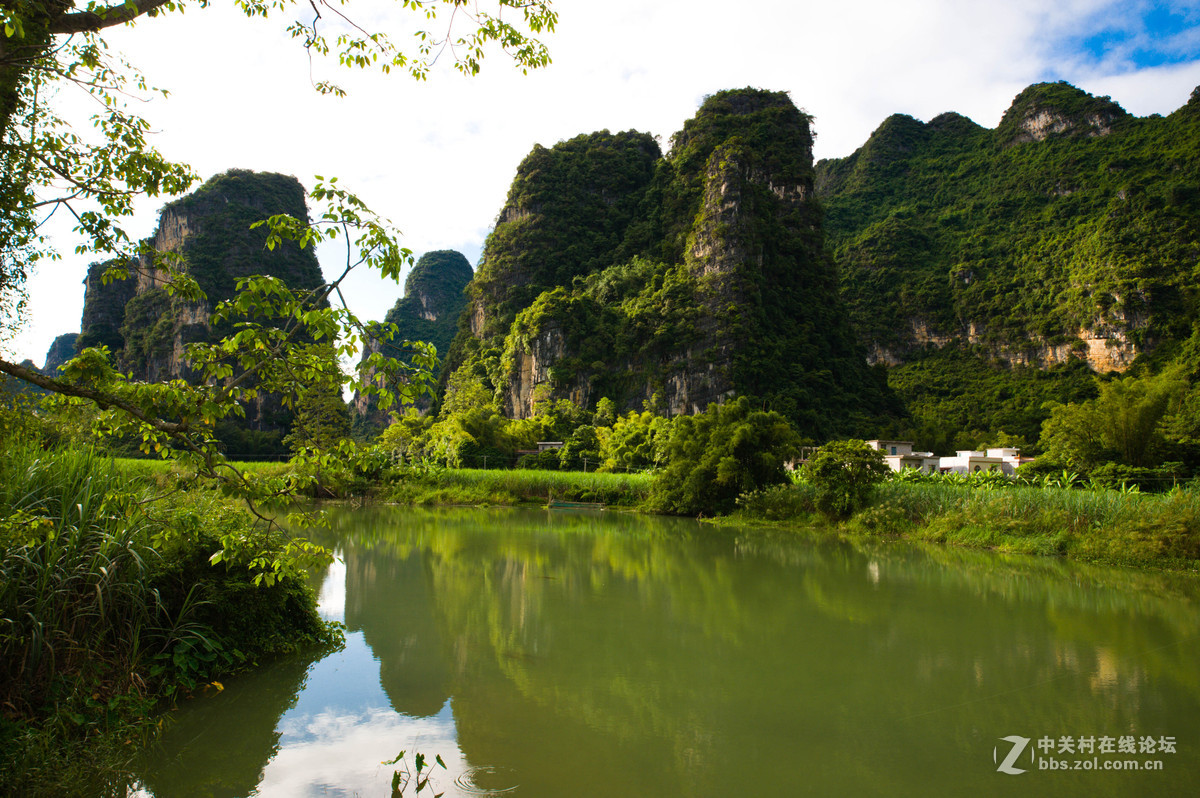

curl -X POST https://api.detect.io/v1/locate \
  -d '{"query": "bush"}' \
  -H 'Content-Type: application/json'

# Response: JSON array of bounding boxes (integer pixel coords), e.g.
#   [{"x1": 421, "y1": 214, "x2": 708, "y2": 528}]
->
[
  {"x1": 517, "y1": 450, "x2": 561, "y2": 470},
  {"x1": 0, "y1": 434, "x2": 337, "y2": 794},
  {"x1": 803, "y1": 439, "x2": 890, "y2": 519},
  {"x1": 735, "y1": 483, "x2": 816, "y2": 521},
  {"x1": 648, "y1": 398, "x2": 800, "y2": 516}
]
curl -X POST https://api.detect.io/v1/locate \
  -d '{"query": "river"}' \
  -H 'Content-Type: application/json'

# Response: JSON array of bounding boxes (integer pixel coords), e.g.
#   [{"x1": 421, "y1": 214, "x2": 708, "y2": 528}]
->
[{"x1": 130, "y1": 506, "x2": 1200, "y2": 796}]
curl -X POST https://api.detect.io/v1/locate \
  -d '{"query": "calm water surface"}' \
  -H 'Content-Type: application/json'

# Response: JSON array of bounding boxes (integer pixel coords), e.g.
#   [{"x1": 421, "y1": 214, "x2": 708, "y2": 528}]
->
[{"x1": 132, "y1": 506, "x2": 1200, "y2": 797}]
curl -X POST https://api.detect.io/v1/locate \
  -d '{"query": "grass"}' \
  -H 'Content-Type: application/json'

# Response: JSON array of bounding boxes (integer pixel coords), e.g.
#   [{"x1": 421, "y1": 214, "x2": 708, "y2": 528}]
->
[
  {"x1": 1, "y1": 444, "x2": 163, "y2": 714},
  {"x1": 0, "y1": 443, "x2": 173, "y2": 795},
  {"x1": 734, "y1": 477, "x2": 1200, "y2": 571},
  {"x1": 114, "y1": 456, "x2": 291, "y2": 483},
  {"x1": 1, "y1": 444, "x2": 337, "y2": 796},
  {"x1": 381, "y1": 466, "x2": 653, "y2": 507}
]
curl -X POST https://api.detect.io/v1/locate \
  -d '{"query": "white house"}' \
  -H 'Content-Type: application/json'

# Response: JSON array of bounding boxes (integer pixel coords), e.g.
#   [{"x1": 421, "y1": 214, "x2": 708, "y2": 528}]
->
[
  {"x1": 936, "y1": 448, "x2": 1024, "y2": 476},
  {"x1": 866, "y1": 441, "x2": 1024, "y2": 476},
  {"x1": 866, "y1": 440, "x2": 940, "y2": 474}
]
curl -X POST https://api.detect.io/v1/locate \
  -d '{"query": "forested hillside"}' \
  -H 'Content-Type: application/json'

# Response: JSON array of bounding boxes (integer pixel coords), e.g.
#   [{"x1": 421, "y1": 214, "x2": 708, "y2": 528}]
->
[
  {"x1": 818, "y1": 81, "x2": 1200, "y2": 454},
  {"x1": 353, "y1": 249, "x2": 473, "y2": 433}
]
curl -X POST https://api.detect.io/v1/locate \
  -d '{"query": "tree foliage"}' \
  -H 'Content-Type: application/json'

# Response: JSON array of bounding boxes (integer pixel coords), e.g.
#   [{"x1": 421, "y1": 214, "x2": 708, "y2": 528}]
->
[
  {"x1": 647, "y1": 398, "x2": 800, "y2": 516},
  {"x1": 802, "y1": 439, "x2": 889, "y2": 520},
  {"x1": 0, "y1": 0, "x2": 557, "y2": 552},
  {"x1": 819, "y1": 82, "x2": 1200, "y2": 355},
  {"x1": 818, "y1": 82, "x2": 1200, "y2": 454},
  {"x1": 0, "y1": 0, "x2": 555, "y2": 338},
  {"x1": 1038, "y1": 367, "x2": 1189, "y2": 473}
]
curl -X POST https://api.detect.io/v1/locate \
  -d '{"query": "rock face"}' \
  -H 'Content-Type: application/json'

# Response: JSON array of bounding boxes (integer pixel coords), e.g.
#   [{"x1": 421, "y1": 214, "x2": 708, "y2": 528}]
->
[
  {"x1": 74, "y1": 169, "x2": 325, "y2": 447},
  {"x1": 444, "y1": 89, "x2": 896, "y2": 436},
  {"x1": 42, "y1": 333, "x2": 78, "y2": 374},
  {"x1": 466, "y1": 129, "x2": 661, "y2": 341},
  {"x1": 77, "y1": 262, "x2": 138, "y2": 354},
  {"x1": 996, "y1": 81, "x2": 1129, "y2": 146},
  {"x1": 816, "y1": 80, "x2": 1199, "y2": 375},
  {"x1": 352, "y1": 250, "x2": 473, "y2": 430}
]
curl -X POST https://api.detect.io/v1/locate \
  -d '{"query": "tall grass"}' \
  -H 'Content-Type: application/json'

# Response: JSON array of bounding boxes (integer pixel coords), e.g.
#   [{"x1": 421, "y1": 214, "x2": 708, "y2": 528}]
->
[
  {"x1": 0, "y1": 442, "x2": 166, "y2": 716},
  {"x1": 737, "y1": 476, "x2": 1200, "y2": 569},
  {"x1": 862, "y1": 481, "x2": 1200, "y2": 566},
  {"x1": 1, "y1": 441, "x2": 338, "y2": 794},
  {"x1": 383, "y1": 467, "x2": 653, "y2": 507}
]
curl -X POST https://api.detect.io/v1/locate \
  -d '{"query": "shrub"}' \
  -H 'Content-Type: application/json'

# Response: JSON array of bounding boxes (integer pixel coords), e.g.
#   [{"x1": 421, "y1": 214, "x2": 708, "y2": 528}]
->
[
  {"x1": 735, "y1": 483, "x2": 816, "y2": 521},
  {"x1": 803, "y1": 439, "x2": 890, "y2": 519},
  {"x1": 648, "y1": 398, "x2": 800, "y2": 516}
]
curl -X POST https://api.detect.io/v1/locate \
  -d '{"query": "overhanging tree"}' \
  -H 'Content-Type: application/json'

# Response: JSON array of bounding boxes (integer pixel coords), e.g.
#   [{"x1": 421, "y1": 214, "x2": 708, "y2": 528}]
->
[{"x1": 0, "y1": 0, "x2": 556, "y2": 574}]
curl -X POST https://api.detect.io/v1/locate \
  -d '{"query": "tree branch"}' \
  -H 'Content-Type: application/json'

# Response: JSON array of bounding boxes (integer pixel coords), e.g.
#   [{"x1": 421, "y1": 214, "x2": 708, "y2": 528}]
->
[
  {"x1": 0, "y1": 355, "x2": 188, "y2": 434},
  {"x1": 49, "y1": 0, "x2": 174, "y2": 36}
]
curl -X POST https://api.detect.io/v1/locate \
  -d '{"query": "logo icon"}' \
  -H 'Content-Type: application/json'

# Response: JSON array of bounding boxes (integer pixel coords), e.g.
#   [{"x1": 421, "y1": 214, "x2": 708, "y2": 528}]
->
[{"x1": 995, "y1": 735, "x2": 1032, "y2": 775}]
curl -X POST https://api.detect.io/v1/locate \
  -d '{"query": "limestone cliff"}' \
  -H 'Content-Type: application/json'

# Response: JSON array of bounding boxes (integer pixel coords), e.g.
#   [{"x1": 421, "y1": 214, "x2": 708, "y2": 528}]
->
[
  {"x1": 465, "y1": 129, "x2": 661, "y2": 341},
  {"x1": 74, "y1": 169, "x2": 326, "y2": 452},
  {"x1": 446, "y1": 89, "x2": 897, "y2": 436},
  {"x1": 76, "y1": 261, "x2": 137, "y2": 354},
  {"x1": 41, "y1": 333, "x2": 78, "y2": 374},
  {"x1": 995, "y1": 81, "x2": 1129, "y2": 146},
  {"x1": 816, "y1": 81, "x2": 1198, "y2": 374},
  {"x1": 352, "y1": 250, "x2": 473, "y2": 431}
]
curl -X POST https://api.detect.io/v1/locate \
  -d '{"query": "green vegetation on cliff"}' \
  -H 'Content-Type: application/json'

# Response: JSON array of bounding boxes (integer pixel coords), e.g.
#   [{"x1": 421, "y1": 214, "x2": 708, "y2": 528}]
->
[
  {"x1": 355, "y1": 250, "x2": 473, "y2": 434},
  {"x1": 376, "y1": 250, "x2": 472, "y2": 374},
  {"x1": 817, "y1": 81, "x2": 1200, "y2": 453},
  {"x1": 70, "y1": 170, "x2": 336, "y2": 455},
  {"x1": 449, "y1": 89, "x2": 897, "y2": 437},
  {"x1": 467, "y1": 129, "x2": 661, "y2": 339},
  {"x1": 166, "y1": 169, "x2": 325, "y2": 303},
  {"x1": 819, "y1": 82, "x2": 1199, "y2": 354}
]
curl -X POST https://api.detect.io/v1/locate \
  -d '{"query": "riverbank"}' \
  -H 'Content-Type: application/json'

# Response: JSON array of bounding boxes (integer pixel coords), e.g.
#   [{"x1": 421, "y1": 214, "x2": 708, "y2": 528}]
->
[
  {"x1": 378, "y1": 466, "x2": 653, "y2": 507},
  {"x1": 366, "y1": 463, "x2": 1200, "y2": 572},
  {"x1": 0, "y1": 447, "x2": 339, "y2": 797},
  {"x1": 7, "y1": 451, "x2": 1198, "y2": 794},
  {"x1": 730, "y1": 479, "x2": 1200, "y2": 572}
]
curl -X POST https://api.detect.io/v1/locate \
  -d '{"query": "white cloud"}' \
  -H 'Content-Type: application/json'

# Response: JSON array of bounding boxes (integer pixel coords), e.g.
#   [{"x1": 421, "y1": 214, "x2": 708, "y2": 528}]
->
[{"x1": 5, "y1": 0, "x2": 1199, "y2": 365}]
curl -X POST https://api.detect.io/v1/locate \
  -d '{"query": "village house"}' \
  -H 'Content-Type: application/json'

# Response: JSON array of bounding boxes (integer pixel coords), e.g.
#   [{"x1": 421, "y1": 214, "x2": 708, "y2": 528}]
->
[
  {"x1": 866, "y1": 441, "x2": 1026, "y2": 476},
  {"x1": 866, "y1": 440, "x2": 940, "y2": 473}
]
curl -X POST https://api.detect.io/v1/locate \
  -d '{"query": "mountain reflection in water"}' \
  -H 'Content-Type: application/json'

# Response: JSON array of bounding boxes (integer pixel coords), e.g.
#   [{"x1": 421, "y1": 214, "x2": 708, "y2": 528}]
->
[{"x1": 132, "y1": 506, "x2": 1200, "y2": 797}]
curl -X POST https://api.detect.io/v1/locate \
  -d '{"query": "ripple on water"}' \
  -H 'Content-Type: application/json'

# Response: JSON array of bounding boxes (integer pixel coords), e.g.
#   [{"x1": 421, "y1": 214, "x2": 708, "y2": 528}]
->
[{"x1": 453, "y1": 765, "x2": 519, "y2": 795}]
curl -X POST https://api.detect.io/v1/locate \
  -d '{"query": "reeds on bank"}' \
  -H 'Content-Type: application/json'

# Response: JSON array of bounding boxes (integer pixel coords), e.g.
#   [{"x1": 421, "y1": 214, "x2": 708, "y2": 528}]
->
[
  {"x1": 736, "y1": 472, "x2": 1200, "y2": 569},
  {"x1": 0, "y1": 442, "x2": 166, "y2": 717}
]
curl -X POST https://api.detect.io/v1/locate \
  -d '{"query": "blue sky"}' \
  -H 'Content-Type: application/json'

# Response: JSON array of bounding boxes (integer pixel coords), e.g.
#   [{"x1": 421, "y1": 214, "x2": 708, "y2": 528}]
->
[
  {"x1": 1070, "y1": 1, "x2": 1200, "y2": 69},
  {"x1": 5, "y1": 0, "x2": 1200, "y2": 365}
]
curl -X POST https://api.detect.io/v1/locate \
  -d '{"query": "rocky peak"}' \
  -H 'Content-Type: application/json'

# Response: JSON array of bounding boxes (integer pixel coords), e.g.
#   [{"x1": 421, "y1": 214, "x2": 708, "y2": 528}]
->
[
  {"x1": 76, "y1": 260, "x2": 138, "y2": 354},
  {"x1": 670, "y1": 88, "x2": 814, "y2": 188},
  {"x1": 478, "y1": 88, "x2": 891, "y2": 432},
  {"x1": 402, "y1": 250, "x2": 474, "y2": 322},
  {"x1": 42, "y1": 333, "x2": 79, "y2": 374},
  {"x1": 467, "y1": 129, "x2": 660, "y2": 340},
  {"x1": 68, "y1": 170, "x2": 325, "y2": 453},
  {"x1": 997, "y1": 81, "x2": 1129, "y2": 146},
  {"x1": 926, "y1": 111, "x2": 984, "y2": 137},
  {"x1": 351, "y1": 250, "x2": 473, "y2": 432}
]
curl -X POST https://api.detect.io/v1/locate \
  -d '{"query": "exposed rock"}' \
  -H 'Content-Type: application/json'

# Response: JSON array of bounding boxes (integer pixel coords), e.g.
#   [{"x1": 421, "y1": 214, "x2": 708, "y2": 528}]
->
[
  {"x1": 997, "y1": 81, "x2": 1129, "y2": 146},
  {"x1": 73, "y1": 169, "x2": 326, "y2": 450},
  {"x1": 466, "y1": 130, "x2": 661, "y2": 342},
  {"x1": 77, "y1": 261, "x2": 138, "y2": 354},
  {"x1": 459, "y1": 88, "x2": 895, "y2": 435},
  {"x1": 352, "y1": 250, "x2": 473, "y2": 431},
  {"x1": 866, "y1": 318, "x2": 1138, "y2": 374},
  {"x1": 506, "y1": 322, "x2": 570, "y2": 416},
  {"x1": 42, "y1": 333, "x2": 79, "y2": 374}
]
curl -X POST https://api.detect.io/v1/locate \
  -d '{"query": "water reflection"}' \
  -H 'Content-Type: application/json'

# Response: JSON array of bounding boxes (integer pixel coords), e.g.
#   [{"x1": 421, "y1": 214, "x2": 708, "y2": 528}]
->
[{"x1": 136, "y1": 507, "x2": 1200, "y2": 797}]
